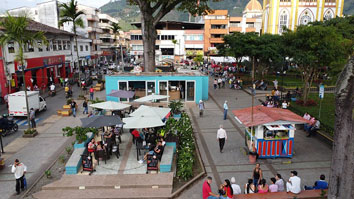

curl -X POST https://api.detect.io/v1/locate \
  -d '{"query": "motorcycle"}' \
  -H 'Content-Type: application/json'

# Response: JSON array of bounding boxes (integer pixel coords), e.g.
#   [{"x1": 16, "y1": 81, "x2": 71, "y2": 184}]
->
[
  {"x1": 65, "y1": 90, "x2": 73, "y2": 98},
  {"x1": 49, "y1": 89, "x2": 56, "y2": 97},
  {"x1": 0, "y1": 115, "x2": 19, "y2": 137}
]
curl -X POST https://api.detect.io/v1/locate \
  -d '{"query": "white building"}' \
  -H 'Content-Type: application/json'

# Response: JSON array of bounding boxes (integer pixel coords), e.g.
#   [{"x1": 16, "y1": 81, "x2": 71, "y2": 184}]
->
[{"x1": 98, "y1": 13, "x2": 118, "y2": 62}]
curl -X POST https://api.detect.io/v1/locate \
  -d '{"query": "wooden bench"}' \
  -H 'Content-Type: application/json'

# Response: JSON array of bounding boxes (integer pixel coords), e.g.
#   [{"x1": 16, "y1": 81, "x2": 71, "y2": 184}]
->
[
  {"x1": 235, "y1": 189, "x2": 327, "y2": 199},
  {"x1": 160, "y1": 146, "x2": 174, "y2": 173},
  {"x1": 65, "y1": 148, "x2": 86, "y2": 175}
]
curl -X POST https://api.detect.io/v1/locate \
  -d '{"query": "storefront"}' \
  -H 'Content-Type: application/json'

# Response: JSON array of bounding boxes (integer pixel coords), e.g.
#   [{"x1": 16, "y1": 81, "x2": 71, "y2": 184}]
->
[
  {"x1": 233, "y1": 105, "x2": 309, "y2": 159},
  {"x1": 12, "y1": 55, "x2": 69, "y2": 89},
  {"x1": 105, "y1": 71, "x2": 209, "y2": 103}
]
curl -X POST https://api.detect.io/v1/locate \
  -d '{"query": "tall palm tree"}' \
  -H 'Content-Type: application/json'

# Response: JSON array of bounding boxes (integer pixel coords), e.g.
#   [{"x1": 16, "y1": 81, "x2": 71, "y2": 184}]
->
[
  {"x1": 110, "y1": 22, "x2": 124, "y2": 65},
  {"x1": 59, "y1": 0, "x2": 84, "y2": 87},
  {"x1": 0, "y1": 14, "x2": 47, "y2": 129}
]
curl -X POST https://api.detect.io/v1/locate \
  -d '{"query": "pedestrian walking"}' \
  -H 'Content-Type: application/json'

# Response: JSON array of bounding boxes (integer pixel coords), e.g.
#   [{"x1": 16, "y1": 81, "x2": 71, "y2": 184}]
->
[
  {"x1": 29, "y1": 108, "x2": 36, "y2": 128},
  {"x1": 218, "y1": 77, "x2": 222, "y2": 89},
  {"x1": 198, "y1": 100, "x2": 205, "y2": 117},
  {"x1": 214, "y1": 79, "x2": 218, "y2": 90},
  {"x1": 83, "y1": 99, "x2": 88, "y2": 114},
  {"x1": 11, "y1": 159, "x2": 27, "y2": 195},
  {"x1": 217, "y1": 125, "x2": 227, "y2": 153},
  {"x1": 89, "y1": 86, "x2": 94, "y2": 100},
  {"x1": 71, "y1": 100, "x2": 77, "y2": 117},
  {"x1": 223, "y1": 100, "x2": 228, "y2": 120}
]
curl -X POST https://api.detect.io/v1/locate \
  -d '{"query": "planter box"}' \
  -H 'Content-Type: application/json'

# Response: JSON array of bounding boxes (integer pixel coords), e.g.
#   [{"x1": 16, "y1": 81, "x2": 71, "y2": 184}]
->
[
  {"x1": 63, "y1": 105, "x2": 71, "y2": 109},
  {"x1": 73, "y1": 132, "x2": 94, "y2": 149},
  {"x1": 61, "y1": 109, "x2": 72, "y2": 116},
  {"x1": 165, "y1": 142, "x2": 176, "y2": 153},
  {"x1": 0, "y1": 158, "x2": 4, "y2": 170},
  {"x1": 23, "y1": 131, "x2": 38, "y2": 138},
  {"x1": 173, "y1": 113, "x2": 181, "y2": 118},
  {"x1": 57, "y1": 110, "x2": 62, "y2": 116}
]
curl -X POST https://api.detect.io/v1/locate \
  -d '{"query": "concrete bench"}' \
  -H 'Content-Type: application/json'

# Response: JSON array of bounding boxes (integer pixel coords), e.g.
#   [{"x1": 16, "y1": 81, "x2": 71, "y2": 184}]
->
[
  {"x1": 65, "y1": 148, "x2": 86, "y2": 175},
  {"x1": 235, "y1": 189, "x2": 327, "y2": 199},
  {"x1": 160, "y1": 146, "x2": 174, "y2": 173}
]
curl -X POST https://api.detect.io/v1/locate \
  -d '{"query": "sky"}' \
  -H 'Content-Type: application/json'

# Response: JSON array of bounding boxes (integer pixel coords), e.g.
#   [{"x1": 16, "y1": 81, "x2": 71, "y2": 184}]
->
[{"x1": 1, "y1": 0, "x2": 111, "y2": 11}]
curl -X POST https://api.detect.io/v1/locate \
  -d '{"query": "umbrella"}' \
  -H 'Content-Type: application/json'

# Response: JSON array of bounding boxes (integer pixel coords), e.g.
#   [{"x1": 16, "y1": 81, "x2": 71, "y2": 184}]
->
[
  {"x1": 122, "y1": 116, "x2": 164, "y2": 129},
  {"x1": 108, "y1": 90, "x2": 135, "y2": 98},
  {"x1": 81, "y1": 115, "x2": 124, "y2": 128},
  {"x1": 134, "y1": 94, "x2": 169, "y2": 102},
  {"x1": 130, "y1": 105, "x2": 171, "y2": 119},
  {"x1": 89, "y1": 101, "x2": 131, "y2": 110}
]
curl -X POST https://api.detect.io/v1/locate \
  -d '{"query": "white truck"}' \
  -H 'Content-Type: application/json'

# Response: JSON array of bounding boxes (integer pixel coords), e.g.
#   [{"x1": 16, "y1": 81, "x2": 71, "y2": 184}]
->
[{"x1": 8, "y1": 91, "x2": 47, "y2": 117}]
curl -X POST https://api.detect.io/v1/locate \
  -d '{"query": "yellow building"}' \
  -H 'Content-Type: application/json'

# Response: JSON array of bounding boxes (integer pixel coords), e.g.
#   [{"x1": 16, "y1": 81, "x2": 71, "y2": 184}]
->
[{"x1": 262, "y1": 0, "x2": 344, "y2": 34}]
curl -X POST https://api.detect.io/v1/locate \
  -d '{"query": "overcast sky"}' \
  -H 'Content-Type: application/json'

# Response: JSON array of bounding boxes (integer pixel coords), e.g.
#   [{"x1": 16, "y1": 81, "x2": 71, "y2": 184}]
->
[{"x1": 1, "y1": 0, "x2": 111, "y2": 11}]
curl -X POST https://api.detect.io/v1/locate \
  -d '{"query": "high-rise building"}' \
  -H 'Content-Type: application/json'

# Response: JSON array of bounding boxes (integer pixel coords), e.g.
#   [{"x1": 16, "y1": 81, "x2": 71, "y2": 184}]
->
[{"x1": 262, "y1": 0, "x2": 344, "y2": 34}]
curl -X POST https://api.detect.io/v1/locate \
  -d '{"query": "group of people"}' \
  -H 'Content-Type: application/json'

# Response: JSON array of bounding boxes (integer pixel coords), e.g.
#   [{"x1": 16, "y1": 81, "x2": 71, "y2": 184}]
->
[
  {"x1": 303, "y1": 113, "x2": 321, "y2": 137},
  {"x1": 203, "y1": 164, "x2": 328, "y2": 199}
]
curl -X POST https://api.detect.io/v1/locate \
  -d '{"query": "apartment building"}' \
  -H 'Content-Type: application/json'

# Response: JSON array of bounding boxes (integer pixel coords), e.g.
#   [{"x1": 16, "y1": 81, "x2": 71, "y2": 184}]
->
[
  {"x1": 7, "y1": 0, "x2": 97, "y2": 67},
  {"x1": 129, "y1": 21, "x2": 204, "y2": 63},
  {"x1": 0, "y1": 19, "x2": 76, "y2": 97},
  {"x1": 262, "y1": 0, "x2": 344, "y2": 34},
  {"x1": 98, "y1": 13, "x2": 120, "y2": 62},
  {"x1": 204, "y1": 0, "x2": 263, "y2": 55}
]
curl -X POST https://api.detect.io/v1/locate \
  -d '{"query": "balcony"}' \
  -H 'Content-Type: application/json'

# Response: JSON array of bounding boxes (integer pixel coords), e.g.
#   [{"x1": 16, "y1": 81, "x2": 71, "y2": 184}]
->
[
  {"x1": 245, "y1": 27, "x2": 256, "y2": 32},
  {"x1": 210, "y1": 29, "x2": 228, "y2": 34},
  {"x1": 87, "y1": 27, "x2": 103, "y2": 33},
  {"x1": 93, "y1": 39, "x2": 103, "y2": 45},
  {"x1": 209, "y1": 38, "x2": 224, "y2": 43},
  {"x1": 100, "y1": 34, "x2": 112, "y2": 39},
  {"x1": 86, "y1": 14, "x2": 99, "y2": 22},
  {"x1": 229, "y1": 27, "x2": 242, "y2": 32},
  {"x1": 210, "y1": 19, "x2": 228, "y2": 25}
]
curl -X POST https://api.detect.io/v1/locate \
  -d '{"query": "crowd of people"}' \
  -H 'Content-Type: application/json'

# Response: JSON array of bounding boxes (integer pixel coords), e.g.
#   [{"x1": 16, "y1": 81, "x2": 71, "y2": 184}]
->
[{"x1": 203, "y1": 163, "x2": 328, "y2": 198}]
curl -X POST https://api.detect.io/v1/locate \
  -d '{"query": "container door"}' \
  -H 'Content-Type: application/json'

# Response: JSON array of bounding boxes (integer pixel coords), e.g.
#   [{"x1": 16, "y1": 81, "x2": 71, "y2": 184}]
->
[
  {"x1": 118, "y1": 81, "x2": 128, "y2": 101},
  {"x1": 186, "y1": 81, "x2": 195, "y2": 102},
  {"x1": 146, "y1": 81, "x2": 156, "y2": 96},
  {"x1": 159, "y1": 81, "x2": 168, "y2": 101}
]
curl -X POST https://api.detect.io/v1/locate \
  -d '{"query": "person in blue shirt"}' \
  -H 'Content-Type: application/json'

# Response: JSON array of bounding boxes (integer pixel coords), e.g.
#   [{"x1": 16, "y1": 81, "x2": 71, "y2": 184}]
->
[{"x1": 304, "y1": 174, "x2": 328, "y2": 190}]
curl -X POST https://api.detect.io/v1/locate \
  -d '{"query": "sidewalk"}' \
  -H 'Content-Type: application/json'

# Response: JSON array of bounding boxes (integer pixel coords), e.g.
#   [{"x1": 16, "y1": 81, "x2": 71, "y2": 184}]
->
[
  {"x1": 0, "y1": 88, "x2": 107, "y2": 199},
  {"x1": 177, "y1": 78, "x2": 332, "y2": 198}
]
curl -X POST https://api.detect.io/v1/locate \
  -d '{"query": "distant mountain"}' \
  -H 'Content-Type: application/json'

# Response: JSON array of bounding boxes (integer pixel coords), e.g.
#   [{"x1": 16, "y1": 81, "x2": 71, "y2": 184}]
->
[{"x1": 100, "y1": 0, "x2": 354, "y2": 31}]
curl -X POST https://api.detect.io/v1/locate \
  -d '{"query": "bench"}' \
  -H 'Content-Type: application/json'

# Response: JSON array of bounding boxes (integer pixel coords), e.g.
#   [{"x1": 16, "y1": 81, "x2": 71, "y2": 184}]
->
[
  {"x1": 65, "y1": 147, "x2": 86, "y2": 175},
  {"x1": 160, "y1": 146, "x2": 174, "y2": 173},
  {"x1": 235, "y1": 189, "x2": 327, "y2": 198}
]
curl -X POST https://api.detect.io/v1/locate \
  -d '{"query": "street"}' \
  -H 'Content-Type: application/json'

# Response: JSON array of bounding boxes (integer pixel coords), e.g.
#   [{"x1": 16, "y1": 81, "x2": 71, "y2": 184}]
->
[{"x1": 0, "y1": 83, "x2": 83, "y2": 148}]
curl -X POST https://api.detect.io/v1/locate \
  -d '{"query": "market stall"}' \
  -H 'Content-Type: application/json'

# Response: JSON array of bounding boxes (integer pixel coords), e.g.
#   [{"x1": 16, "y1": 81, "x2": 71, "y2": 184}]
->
[{"x1": 233, "y1": 105, "x2": 309, "y2": 159}]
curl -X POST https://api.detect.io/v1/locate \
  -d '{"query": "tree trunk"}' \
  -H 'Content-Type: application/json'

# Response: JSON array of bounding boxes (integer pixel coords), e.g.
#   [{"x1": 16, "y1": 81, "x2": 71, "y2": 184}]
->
[
  {"x1": 328, "y1": 56, "x2": 354, "y2": 199},
  {"x1": 141, "y1": 7, "x2": 157, "y2": 72},
  {"x1": 19, "y1": 43, "x2": 31, "y2": 130},
  {"x1": 302, "y1": 67, "x2": 313, "y2": 104},
  {"x1": 73, "y1": 25, "x2": 82, "y2": 94}
]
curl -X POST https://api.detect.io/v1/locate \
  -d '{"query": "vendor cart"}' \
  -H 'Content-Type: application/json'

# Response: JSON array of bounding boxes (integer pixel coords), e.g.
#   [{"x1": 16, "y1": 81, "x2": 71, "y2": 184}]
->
[{"x1": 233, "y1": 105, "x2": 308, "y2": 159}]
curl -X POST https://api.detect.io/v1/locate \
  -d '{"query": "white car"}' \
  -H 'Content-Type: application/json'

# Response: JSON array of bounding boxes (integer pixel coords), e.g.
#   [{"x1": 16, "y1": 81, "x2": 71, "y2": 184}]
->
[{"x1": 108, "y1": 63, "x2": 116, "y2": 70}]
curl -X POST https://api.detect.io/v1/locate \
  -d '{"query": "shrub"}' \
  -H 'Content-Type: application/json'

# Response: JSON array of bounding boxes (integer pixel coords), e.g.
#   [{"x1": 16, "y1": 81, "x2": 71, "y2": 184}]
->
[
  {"x1": 62, "y1": 126, "x2": 97, "y2": 144},
  {"x1": 59, "y1": 155, "x2": 66, "y2": 164},
  {"x1": 65, "y1": 146, "x2": 72, "y2": 154},
  {"x1": 24, "y1": 128, "x2": 37, "y2": 135},
  {"x1": 169, "y1": 100, "x2": 183, "y2": 115},
  {"x1": 295, "y1": 99, "x2": 317, "y2": 106},
  {"x1": 45, "y1": 170, "x2": 51, "y2": 178}
]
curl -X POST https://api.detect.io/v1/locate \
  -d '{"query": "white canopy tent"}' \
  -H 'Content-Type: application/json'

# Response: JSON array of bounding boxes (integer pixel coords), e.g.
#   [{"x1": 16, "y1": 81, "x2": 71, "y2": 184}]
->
[
  {"x1": 129, "y1": 105, "x2": 171, "y2": 119},
  {"x1": 122, "y1": 116, "x2": 165, "y2": 129},
  {"x1": 89, "y1": 101, "x2": 131, "y2": 110},
  {"x1": 134, "y1": 94, "x2": 169, "y2": 102}
]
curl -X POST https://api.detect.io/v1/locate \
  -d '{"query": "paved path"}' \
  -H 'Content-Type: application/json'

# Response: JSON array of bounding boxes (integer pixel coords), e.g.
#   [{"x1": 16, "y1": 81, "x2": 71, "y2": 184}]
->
[
  {"x1": 177, "y1": 79, "x2": 332, "y2": 198},
  {"x1": 0, "y1": 87, "x2": 107, "y2": 199}
]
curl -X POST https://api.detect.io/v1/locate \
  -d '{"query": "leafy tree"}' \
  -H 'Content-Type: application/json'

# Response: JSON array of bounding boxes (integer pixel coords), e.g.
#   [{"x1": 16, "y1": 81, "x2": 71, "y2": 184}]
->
[
  {"x1": 129, "y1": 0, "x2": 221, "y2": 72},
  {"x1": 110, "y1": 22, "x2": 124, "y2": 65},
  {"x1": 328, "y1": 56, "x2": 354, "y2": 199},
  {"x1": 59, "y1": 0, "x2": 84, "y2": 83},
  {"x1": 193, "y1": 54, "x2": 203, "y2": 66},
  {"x1": 0, "y1": 14, "x2": 47, "y2": 130},
  {"x1": 283, "y1": 25, "x2": 351, "y2": 103}
]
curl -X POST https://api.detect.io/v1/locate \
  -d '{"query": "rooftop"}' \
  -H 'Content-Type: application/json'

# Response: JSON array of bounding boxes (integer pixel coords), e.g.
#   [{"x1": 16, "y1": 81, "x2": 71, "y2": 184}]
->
[
  {"x1": 131, "y1": 20, "x2": 204, "y2": 30},
  {"x1": 245, "y1": 0, "x2": 263, "y2": 11},
  {"x1": 232, "y1": 105, "x2": 309, "y2": 127},
  {"x1": 108, "y1": 71, "x2": 207, "y2": 77}
]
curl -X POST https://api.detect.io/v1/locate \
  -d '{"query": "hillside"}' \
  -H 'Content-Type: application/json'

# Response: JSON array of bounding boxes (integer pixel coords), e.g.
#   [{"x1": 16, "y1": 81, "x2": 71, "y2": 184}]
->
[{"x1": 100, "y1": 0, "x2": 354, "y2": 31}]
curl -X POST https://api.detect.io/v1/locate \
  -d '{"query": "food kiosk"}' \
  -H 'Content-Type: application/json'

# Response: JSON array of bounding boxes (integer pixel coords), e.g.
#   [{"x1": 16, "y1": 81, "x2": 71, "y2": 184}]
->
[{"x1": 233, "y1": 105, "x2": 309, "y2": 159}]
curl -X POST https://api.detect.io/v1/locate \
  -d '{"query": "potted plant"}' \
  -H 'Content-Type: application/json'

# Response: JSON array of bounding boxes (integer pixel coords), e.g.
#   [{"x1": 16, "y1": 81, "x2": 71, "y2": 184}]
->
[
  {"x1": 62, "y1": 126, "x2": 97, "y2": 149},
  {"x1": 23, "y1": 128, "x2": 38, "y2": 137},
  {"x1": 169, "y1": 100, "x2": 183, "y2": 118}
]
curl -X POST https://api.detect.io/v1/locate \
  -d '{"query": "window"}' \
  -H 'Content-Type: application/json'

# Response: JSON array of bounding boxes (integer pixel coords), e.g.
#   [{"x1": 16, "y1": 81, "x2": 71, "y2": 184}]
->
[
  {"x1": 74, "y1": 45, "x2": 77, "y2": 51},
  {"x1": 132, "y1": 45, "x2": 143, "y2": 51},
  {"x1": 58, "y1": 40, "x2": 62, "y2": 50},
  {"x1": 279, "y1": 12, "x2": 288, "y2": 33},
  {"x1": 46, "y1": 42, "x2": 50, "y2": 51},
  {"x1": 161, "y1": 48, "x2": 174, "y2": 55},
  {"x1": 230, "y1": 22, "x2": 241, "y2": 27},
  {"x1": 67, "y1": 41, "x2": 71, "y2": 50},
  {"x1": 324, "y1": 10, "x2": 333, "y2": 20},
  {"x1": 246, "y1": 22, "x2": 254, "y2": 28},
  {"x1": 211, "y1": 34, "x2": 224, "y2": 38},
  {"x1": 160, "y1": 35, "x2": 175, "y2": 40},
  {"x1": 38, "y1": 41, "x2": 43, "y2": 52},
  {"x1": 155, "y1": 45, "x2": 159, "y2": 50},
  {"x1": 8, "y1": 42, "x2": 15, "y2": 53},
  {"x1": 86, "y1": 45, "x2": 89, "y2": 51},
  {"x1": 80, "y1": 45, "x2": 83, "y2": 51},
  {"x1": 25, "y1": 43, "x2": 34, "y2": 52},
  {"x1": 211, "y1": 25, "x2": 226, "y2": 29},
  {"x1": 131, "y1": 35, "x2": 142, "y2": 40},
  {"x1": 53, "y1": 41, "x2": 57, "y2": 51},
  {"x1": 185, "y1": 35, "x2": 203, "y2": 40},
  {"x1": 63, "y1": 41, "x2": 67, "y2": 50}
]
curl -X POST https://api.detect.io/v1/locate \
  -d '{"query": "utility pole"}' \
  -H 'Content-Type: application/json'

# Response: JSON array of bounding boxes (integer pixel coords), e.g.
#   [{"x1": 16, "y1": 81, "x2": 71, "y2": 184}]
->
[
  {"x1": 251, "y1": 56, "x2": 255, "y2": 147},
  {"x1": 20, "y1": 59, "x2": 31, "y2": 130}
]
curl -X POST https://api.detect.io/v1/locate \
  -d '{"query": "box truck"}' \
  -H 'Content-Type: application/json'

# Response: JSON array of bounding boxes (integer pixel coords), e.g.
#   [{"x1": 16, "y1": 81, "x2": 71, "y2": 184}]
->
[{"x1": 8, "y1": 91, "x2": 47, "y2": 117}]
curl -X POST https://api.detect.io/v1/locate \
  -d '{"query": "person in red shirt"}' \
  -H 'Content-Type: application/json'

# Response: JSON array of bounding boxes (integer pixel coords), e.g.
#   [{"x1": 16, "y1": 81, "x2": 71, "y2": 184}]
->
[
  {"x1": 89, "y1": 86, "x2": 94, "y2": 100},
  {"x1": 202, "y1": 176, "x2": 221, "y2": 199},
  {"x1": 223, "y1": 179, "x2": 233, "y2": 199},
  {"x1": 131, "y1": 129, "x2": 140, "y2": 144}
]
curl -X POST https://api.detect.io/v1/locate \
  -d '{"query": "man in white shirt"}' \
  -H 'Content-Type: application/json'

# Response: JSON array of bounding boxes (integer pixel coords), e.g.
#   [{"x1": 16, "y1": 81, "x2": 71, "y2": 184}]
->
[
  {"x1": 217, "y1": 125, "x2": 227, "y2": 153},
  {"x1": 286, "y1": 170, "x2": 301, "y2": 194},
  {"x1": 11, "y1": 159, "x2": 27, "y2": 195},
  {"x1": 230, "y1": 177, "x2": 242, "y2": 195},
  {"x1": 273, "y1": 79, "x2": 278, "y2": 90}
]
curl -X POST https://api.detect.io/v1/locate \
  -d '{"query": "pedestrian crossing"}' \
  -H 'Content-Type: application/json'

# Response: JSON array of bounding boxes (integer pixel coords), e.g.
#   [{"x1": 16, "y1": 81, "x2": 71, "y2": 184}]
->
[{"x1": 14, "y1": 118, "x2": 42, "y2": 126}]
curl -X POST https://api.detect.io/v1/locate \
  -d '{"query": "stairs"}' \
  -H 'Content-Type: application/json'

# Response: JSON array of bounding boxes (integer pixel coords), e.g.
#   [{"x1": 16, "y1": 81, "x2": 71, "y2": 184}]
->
[{"x1": 32, "y1": 173, "x2": 174, "y2": 199}]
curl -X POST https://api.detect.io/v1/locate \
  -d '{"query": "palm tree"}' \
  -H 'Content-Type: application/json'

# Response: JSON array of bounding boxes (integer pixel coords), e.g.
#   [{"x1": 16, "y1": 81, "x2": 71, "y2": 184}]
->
[
  {"x1": 0, "y1": 14, "x2": 47, "y2": 130},
  {"x1": 110, "y1": 22, "x2": 124, "y2": 66},
  {"x1": 59, "y1": 0, "x2": 84, "y2": 87}
]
